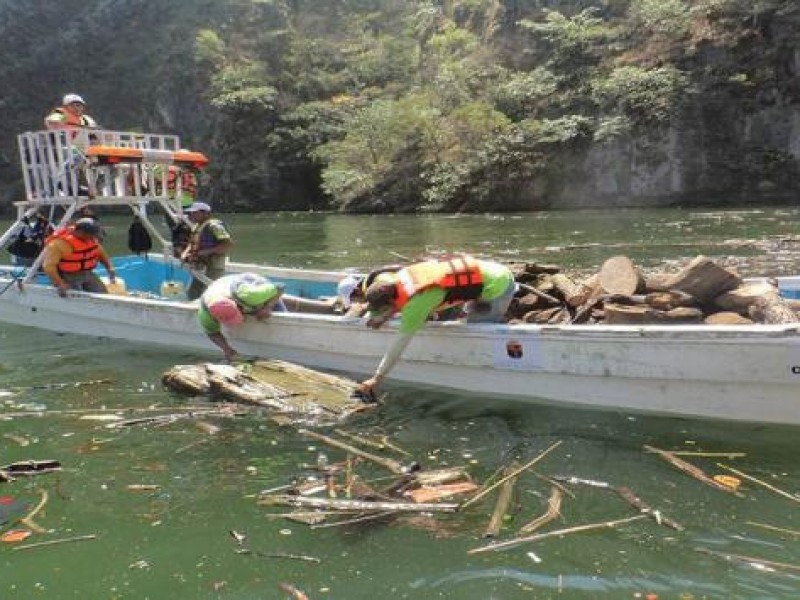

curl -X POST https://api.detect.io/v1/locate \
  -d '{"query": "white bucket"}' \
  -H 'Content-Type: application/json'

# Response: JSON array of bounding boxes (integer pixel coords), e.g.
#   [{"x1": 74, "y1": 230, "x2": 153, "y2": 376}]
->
[
  {"x1": 100, "y1": 276, "x2": 127, "y2": 296},
  {"x1": 160, "y1": 280, "x2": 185, "y2": 298}
]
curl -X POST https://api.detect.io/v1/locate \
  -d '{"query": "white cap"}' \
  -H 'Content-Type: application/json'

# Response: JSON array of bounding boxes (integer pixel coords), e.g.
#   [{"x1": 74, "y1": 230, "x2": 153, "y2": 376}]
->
[
  {"x1": 184, "y1": 201, "x2": 211, "y2": 213},
  {"x1": 63, "y1": 93, "x2": 86, "y2": 105},
  {"x1": 337, "y1": 276, "x2": 361, "y2": 308}
]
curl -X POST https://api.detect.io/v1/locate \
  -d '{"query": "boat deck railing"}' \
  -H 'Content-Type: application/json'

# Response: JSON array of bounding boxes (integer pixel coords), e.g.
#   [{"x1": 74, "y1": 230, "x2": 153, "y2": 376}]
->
[{"x1": 3, "y1": 128, "x2": 206, "y2": 283}]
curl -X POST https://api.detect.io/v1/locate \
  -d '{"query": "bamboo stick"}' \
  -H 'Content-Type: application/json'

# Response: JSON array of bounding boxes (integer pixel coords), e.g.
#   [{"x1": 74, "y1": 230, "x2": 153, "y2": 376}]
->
[
  {"x1": 259, "y1": 494, "x2": 458, "y2": 513},
  {"x1": 716, "y1": 463, "x2": 800, "y2": 505},
  {"x1": 19, "y1": 488, "x2": 49, "y2": 534},
  {"x1": 519, "y1": 486, "x2": 562, "y2": 534},
  {"x1": 461, "y1": 441, "x2": 562, "y2": 509},
  {"x1": 695, "y1": 546, "x2": 800, "y2": 573},
  {"x1": 298, "y1": 429, "x2": 407, "y2": 474},
  {"x1": 745, "y1": 521, "x2": 800, "y2": 537},
  {"x1": 644, "y1": 450, "x2": 746, "y2": 459},
  {"x1": 311, "y1": 511, "x2": 395, "y2": 529},
  {"x1": 468, "y1": 514, "x2": 648, "y2": 554},
  {"x1": 614, "y1": 486, "x2": 684, "y2": 531},
  {"x1": 12, "y1": 534, "x2": 97, "y2": 551},
  {"x1": 484, "y1": 462, "x2": 519, "y2": 538},
  {"x1": 643, "y1": 445, "x2": 743, "y2": 496}
]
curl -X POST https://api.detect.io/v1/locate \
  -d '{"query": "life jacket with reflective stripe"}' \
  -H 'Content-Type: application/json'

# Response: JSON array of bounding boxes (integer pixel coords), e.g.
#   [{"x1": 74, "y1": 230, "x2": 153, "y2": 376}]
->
[
  {"x1": 166, "y1": 166, "x2": 197, "y2": 201},
  {"x1": 50, "y1": 107, "x2": 93, "y2": 128},
  {"x1": 49, "y1": 230, "x2": 100, "y2": 273},
  {"x1": 393, "y1": 256, "x2": 484, "y2": 310}
]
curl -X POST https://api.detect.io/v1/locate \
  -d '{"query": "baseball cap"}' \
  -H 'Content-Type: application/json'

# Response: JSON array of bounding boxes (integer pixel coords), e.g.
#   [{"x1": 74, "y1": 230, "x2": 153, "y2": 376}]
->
[
  {"x1": 63, "y1": 93, "x2": 86, "y2": 105},
  {"x1": 184, "y1": 201, "x2": 211, "y2": 213},
  {"x1": 73, "y1": 217, "x2": 101, "y2": 236},
  {"x1": 336, "y1": 276, "x2": 361, "y2": 308}
]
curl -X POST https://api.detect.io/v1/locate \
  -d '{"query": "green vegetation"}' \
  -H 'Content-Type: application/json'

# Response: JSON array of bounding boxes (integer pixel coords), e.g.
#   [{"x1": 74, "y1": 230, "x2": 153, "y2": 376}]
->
[{"x1": 0, "y1": 0, "x2": 797, "y2": 212}]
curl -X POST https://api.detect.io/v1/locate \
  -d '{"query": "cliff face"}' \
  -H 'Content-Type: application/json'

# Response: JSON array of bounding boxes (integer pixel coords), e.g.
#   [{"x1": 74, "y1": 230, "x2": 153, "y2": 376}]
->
[{"x1": 0, "y1": 1, "x2": 798, "y2": 213}]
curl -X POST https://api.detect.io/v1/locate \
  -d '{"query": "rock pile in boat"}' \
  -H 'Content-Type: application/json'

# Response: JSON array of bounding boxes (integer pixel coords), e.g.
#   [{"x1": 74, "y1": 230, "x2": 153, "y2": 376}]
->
[
  {"x1": 161, "y1": 359, "x2": 374, "y2": 425},
  {"x1": 505, "y1": 255, "x2": 800, "y2": 325}
]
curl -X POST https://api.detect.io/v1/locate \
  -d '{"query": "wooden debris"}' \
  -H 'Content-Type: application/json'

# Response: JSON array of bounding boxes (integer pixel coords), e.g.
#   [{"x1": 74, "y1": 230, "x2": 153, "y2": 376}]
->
[
  {"x1": 643, "y1": 445, "x2": 743, "y2": 496},
  {"x1": 519, "y1": 486, "x2": 563, "y2": 534},
  {"x1": 615, "y1": 486, "x2": 683, "y2": 531},
  {"x1": 695, "y1": 546, "x2": 800, "y2": 574},
  {"x1": 404, "y1": 482, "x2": 478, "y2": 504},
  {"x1": 0, "y1": 460, "x2": 61, "y2": 482},
  {"x1": 660, "y1": 256, "x2": 742, "y2": 303},
  {"x1": 277, "y1": 582, "x2": 310, "y2": 600},
  {"x1": 716, "y1": 463, "x2": 800, "y2": 505},
  {"x1": 599, "y1": 256, "x2": 645, "y2": 295},
  {"x1": 468, "y1": 514, "x2": 649, "y2": 554},
  {"x1": 299, "y1": 429, "x2": 408, "y2": 474},
  {"x1": 11, "y1": 534, "x2": 97, "y2": 551},
  {"x1": 19, "y1": 488, "x2": 49, "y2": 534},
  {"x1": 460, "y1": 441, "x2": 562, "y2": 510},
  {"x1": 748, "y1": 294, "x2": 800, "y2": 324},
  {"x1": 745, "y1": 521, "x2": 800, "y2": 537},
  {"x1": 483, "y1": 462, "x2": 520, "y2": 538},
  {"x1": 259, "y1": 495, "x2": 459, "y2": 513}
]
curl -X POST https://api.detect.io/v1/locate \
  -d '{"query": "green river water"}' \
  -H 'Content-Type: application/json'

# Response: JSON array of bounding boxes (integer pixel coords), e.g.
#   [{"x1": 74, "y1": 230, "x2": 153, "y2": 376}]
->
[{"x1": 1, "y1": 207, "x2": 800, "y2": 599}]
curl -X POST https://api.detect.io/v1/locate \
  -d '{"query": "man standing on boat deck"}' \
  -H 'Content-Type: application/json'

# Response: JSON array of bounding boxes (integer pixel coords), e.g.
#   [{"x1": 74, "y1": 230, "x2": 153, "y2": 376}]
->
[
  {"x1": 44, "y1": 93, "x2": 98, "y2": 132},
  {"x1": 199, "y1": 273, "x2": 286, "y2": 362},
  {"x1": 41, "y1": 218, "x2": 116, "y2": 297},
  {"x1": 357, "y1": 255, "x2": 516, "y2": 395},
  {"x1": 181, "y1": 201, "x2": 232, "y2": 300}
]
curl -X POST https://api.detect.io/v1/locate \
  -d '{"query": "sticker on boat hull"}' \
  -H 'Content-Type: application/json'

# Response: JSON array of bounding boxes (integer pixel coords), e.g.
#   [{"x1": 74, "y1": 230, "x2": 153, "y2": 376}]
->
[{"x1": 494, "y1": 337, "x2": 543, "y2": 371}]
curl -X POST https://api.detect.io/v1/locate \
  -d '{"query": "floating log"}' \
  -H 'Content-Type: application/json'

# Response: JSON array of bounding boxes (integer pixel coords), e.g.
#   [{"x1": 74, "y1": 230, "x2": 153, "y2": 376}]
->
[
  {"x1": 599, "y1": 256, "x2": 645, "y2": 296},
  {"x1": 162, "y1": 360, "x2": 371, "y2": 423}
]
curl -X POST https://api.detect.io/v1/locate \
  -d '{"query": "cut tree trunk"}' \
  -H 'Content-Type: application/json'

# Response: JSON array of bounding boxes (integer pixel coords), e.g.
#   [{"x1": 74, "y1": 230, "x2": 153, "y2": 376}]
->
[
  {"x1": 660, "y1": 256, "x2": 741, "y2": 303},
  {"x1": 715, "y1": 282, "x2": 780, "y2": 314},
  {"x1": 704, "y1": 312, "x2": 754, "y2": 325},
  {"x1": 599, "y1": 256, "x2": 645, "y2": 296},
  {"x1": 748, "y1": 295, "x2": 800, "y2": 324},
  {"x1": 568, "y1": 274, "x2": 602, "y2": 307}
]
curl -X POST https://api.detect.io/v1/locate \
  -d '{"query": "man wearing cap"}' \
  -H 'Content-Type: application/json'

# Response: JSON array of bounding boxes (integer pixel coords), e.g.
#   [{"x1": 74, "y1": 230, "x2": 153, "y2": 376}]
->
[
  {"x1": 181, "y1": 201, "x2": 233, "y2": 300},
  {"x1": 357, "y1": 255, "x2": 516, "y2": 395},
  {"x1": 199, "y1": 273, "x2": 286, "y2": 361},
  {"x1": 41, "y1": 218, "x2": 116, "y2": 297},
  {"x1": 44, "y1": 94, "x2": 98, "y2": 131}
]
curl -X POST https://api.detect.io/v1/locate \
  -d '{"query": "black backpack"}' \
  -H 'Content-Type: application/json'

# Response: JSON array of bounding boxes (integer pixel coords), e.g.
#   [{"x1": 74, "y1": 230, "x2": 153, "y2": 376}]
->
[{"x1": 128, "y1": 218, "x2": 153, "y2": 256}]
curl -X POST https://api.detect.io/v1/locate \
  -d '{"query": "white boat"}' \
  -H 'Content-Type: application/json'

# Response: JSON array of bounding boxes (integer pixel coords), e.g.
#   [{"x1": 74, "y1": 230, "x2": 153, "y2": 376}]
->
[{"x1": 2, "y1": 129, "x2": 800, "y2": 425}]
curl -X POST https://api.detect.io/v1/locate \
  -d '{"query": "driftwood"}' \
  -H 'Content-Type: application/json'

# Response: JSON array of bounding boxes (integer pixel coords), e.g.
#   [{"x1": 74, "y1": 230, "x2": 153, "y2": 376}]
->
[
  {"x1": 0, "y1": 460, "x2": 61, "y2": 482},
  {"x1": 519, "y1": 486, "x2": 563, "y2": 534},
  {"x1": 461, "y1": 441, "x2": 562, "y2": 509},
  {"x1": 259, "y1": 494, "x2": 459, "y2": 513},
  {"x1": 11, "y1": 534, "x2": 97, "y2": 551},
  {"x1": 484, "y1": 463, "x2": 519, "y2": 538},
  {"x1": 468, "y1": 514, "x2": 649, "y2": 554},
  {"x1": 716, "y1": 463, "x2": 800, "y2": 505},
  {"x1": 599, "y1": 256, "x2": 645, "y2": 296},
  {"x1": 695, "y1": 546, "x2": 800, "y2": 574},
  {"x1": 745, "y1": 521, "x2": 800, "y2": 537},
  {"x1": 615, "y1": 486, "x2": 683, "y2": 531},
  {"x1": 643, "y1": 445, "x2": 743, "y2": 496},
  {"x1": 298, "y1": 429, "x2": 408, "y2": 474}
]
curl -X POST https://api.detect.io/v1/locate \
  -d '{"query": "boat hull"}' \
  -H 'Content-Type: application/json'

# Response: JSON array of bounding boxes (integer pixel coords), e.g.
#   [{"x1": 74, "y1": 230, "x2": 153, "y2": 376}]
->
[{"x1": 1, "y1": 275, "x2": 798, "y2": 425}]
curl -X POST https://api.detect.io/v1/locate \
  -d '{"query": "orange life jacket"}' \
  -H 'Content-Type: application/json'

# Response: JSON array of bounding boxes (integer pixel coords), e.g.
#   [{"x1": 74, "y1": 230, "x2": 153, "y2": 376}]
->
[
  {"x1": 166, "y1": 166, "x2": 197, "y2": 199},
  {"x1": 51, "y1": 107, "x2": 93, "y2": 128},
  {"x1": 393, "y1": 255, "x2": 484, "y2": 310},
  {"x1": 48, "y1": 229, "x2": 100, "y2": 273}
]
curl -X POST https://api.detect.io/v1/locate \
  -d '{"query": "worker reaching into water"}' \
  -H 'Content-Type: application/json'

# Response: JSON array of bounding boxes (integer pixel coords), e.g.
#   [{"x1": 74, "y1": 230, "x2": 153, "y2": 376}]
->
[
  {"x1": 357, "y1": 255, "x2": 516, "y2": 395},
  {"x1": 199, "y1": 273, "x2": 286, "y2": 362}
]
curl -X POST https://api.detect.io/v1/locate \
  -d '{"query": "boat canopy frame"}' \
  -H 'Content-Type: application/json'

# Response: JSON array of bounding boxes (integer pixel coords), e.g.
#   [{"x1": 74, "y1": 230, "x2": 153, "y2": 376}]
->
[{"x1": 1, "y1": 128, "x2": 209, "y2": 283}]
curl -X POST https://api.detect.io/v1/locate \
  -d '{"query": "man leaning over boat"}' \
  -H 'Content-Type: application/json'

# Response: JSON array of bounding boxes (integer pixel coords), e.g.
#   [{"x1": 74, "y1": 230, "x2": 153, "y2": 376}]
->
[
  {"x1": 199, "y1": 273, "x2": 286, "y2": 362},
  {"x1": 357, "y1": 255, "x2": 516, "y2": 395},
  {"x1": 41, "y1": 218, "x2": 116, "y2": 297}
]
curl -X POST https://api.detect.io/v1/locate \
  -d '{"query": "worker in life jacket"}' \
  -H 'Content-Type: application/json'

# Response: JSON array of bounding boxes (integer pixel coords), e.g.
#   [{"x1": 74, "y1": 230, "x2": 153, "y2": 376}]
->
[
  {"x1": 357, "y1": 255, "x2": 516, "y2": 395},
  {"x1": 41, "y1": 218, "x2": 116, "y2": 297},
  {"x1": 44, "y1": 93, "x2": 98, "y2": 132},
  {"x1": 199, "y1": 273, "x2": 286, "y2": 361},
  {"x1": 181, "y1": 201, "x2": 233, "y2": 300},
  {"x1": 336, "y1": 265, "x2": 402, "y2": 317},
  {"x1": 154, "y1": 159, "x2": 199, "y2": 208}
]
